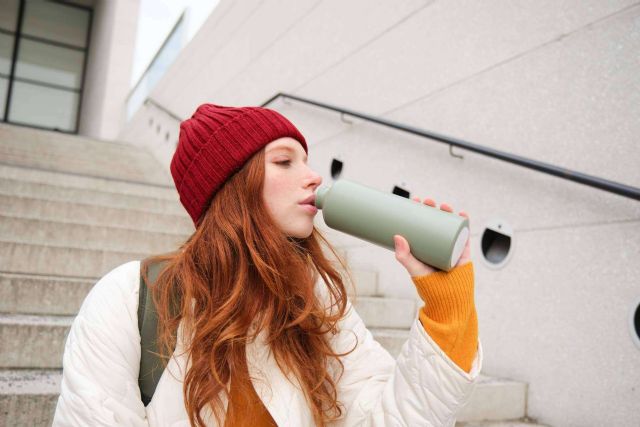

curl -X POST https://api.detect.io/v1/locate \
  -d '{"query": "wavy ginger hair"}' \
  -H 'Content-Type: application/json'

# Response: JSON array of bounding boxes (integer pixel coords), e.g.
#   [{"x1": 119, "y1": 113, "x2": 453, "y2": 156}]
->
[{"x1": 142, "y1": 146, "x2": 354, "y2": 426}]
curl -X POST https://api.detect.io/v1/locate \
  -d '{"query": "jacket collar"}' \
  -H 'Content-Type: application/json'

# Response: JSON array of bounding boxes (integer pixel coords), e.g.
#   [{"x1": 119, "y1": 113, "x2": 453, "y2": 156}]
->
[{"x1": 245, "y1": 329, "x2": 315, "y2": 426}]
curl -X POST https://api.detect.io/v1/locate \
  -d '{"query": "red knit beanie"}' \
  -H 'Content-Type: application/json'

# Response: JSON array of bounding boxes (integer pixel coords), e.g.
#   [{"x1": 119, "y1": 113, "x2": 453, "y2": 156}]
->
[{"x1": 170, "y1": 103, "x2": 308, "y2": 227}]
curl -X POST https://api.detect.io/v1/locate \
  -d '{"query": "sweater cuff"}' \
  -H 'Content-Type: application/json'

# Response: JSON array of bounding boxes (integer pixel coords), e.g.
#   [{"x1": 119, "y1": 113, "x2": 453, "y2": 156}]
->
[
  {"x1": 410, "y1": 262, "x2": 477, "y2": 373},
  {"x1": 411, "y1": 261, "x2": 475, "y2": 322}
]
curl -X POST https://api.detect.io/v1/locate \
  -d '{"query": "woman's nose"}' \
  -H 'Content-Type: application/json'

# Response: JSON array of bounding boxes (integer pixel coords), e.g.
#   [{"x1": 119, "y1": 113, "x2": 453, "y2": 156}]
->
[{"x1": 307, "y1": 169, "x2": 323, "y2": 189}]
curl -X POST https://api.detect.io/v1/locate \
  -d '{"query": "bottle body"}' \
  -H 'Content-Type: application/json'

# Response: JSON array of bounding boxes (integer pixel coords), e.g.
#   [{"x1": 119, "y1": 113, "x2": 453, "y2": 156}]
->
[{"x1": 315, "y1": 179, "x2": 469, "y2": 272}]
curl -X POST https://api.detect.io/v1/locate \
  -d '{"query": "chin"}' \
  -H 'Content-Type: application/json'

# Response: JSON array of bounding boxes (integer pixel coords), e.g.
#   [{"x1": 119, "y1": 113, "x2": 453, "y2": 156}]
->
[
  {"x1": 290, "y1": 230, "x2": 312, "y2": 239},
  {"x1": 287, "y1": 225, "x2": 313, "y2": 239}
]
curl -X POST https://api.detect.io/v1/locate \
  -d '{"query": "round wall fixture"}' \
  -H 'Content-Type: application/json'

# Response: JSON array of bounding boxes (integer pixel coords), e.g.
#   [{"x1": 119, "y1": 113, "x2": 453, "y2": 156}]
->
[
  {"x1": 480, "y1": 218, "x2": 514, "y2": 269},
  {"x1": 630, "y1": 297, "x2": 640, "y2": 350}
]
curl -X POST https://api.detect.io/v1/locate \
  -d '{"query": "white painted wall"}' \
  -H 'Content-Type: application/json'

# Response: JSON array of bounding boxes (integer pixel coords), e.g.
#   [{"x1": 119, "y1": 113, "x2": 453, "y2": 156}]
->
[
  {"x1": 119, "y1": 1, "x2": 640, "y2": 425},
  {"x1": 79, "y1": 0, "x2": 140, "y2": 140}
]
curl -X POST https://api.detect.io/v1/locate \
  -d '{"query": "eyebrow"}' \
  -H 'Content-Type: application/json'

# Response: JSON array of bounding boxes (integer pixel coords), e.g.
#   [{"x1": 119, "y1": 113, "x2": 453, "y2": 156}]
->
[{"x1": 268, "y1": 146, "x2": 308, "y2": 161}]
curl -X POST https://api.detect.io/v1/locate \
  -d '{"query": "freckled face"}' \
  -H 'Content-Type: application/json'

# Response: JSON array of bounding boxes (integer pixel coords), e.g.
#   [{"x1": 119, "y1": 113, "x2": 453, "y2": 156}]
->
[{"x1": 263, "y1": 137, "x2": 323, "y2": 238}]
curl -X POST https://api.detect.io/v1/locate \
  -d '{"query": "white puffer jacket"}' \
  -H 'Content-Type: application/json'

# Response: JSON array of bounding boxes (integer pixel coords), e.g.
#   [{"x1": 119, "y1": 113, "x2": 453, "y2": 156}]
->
[{"x1": 53, "y1": 260, "x2": 482, "y2": 426}]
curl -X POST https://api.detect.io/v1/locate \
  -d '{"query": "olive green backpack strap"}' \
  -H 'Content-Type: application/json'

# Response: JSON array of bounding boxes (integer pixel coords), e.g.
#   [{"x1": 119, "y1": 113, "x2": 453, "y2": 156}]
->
[{"x1": 137, "y1": 258, "x2": 170, "y2": 406}]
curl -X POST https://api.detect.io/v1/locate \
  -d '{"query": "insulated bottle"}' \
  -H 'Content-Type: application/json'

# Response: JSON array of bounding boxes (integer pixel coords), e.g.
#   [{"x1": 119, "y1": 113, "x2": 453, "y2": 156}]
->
[{"x1": 314, "y1": 179, "x2": 469, "y2": 272}]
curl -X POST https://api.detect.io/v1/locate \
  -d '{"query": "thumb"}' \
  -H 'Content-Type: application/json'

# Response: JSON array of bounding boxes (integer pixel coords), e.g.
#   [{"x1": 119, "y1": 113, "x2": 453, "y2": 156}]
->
[
  {"x1": 393, "y1": 235, "x2": 410, "y2": 259},
  {"x1": 393, "y1": 235, "x2": 437, "y2": 277}
]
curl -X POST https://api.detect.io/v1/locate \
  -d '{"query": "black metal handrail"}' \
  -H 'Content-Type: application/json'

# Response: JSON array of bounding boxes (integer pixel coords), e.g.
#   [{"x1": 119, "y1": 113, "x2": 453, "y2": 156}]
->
[
  {"x1": 145, "y1": 98, "x2": 183, "y2": 123},
  {"x1": 262, "y1": 92, "x2": 640, "y2": 201}
]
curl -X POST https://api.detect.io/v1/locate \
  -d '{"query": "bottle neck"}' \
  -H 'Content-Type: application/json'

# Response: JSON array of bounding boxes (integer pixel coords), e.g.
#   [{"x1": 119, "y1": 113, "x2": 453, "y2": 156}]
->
[{"x1": 314, "y1": 185, "x2": 331, "y2": 209}]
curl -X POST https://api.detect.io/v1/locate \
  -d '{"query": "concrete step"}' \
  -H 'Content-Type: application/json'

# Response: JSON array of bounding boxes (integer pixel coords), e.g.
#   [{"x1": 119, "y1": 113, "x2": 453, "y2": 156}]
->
[
  {"x1": 0, "y1": 315, "x2": 72, "y2": 369},
  {"x1": 344, "y1": 264, "x2": 379, "y2": 297},
  {"x1": 1, "y1": 321, "x2": 411, "y2": 370},
  {"x1": 457, "y1": 421, "x2": 548, "y2": 427},
  {"x1": 457, "y1": 375, "x2": 528, "y2": 423},
  {"x1": 5, "y1": 267, "x2": 379, "y2": 317},
  {"x1": 0, "y1": 241, "x2": 147, "y2": 278},
  {"x1": 321, "y1": 245, "x2": 379, "y2": 297},
  {"x1": 1, "y1": 302, "x2": 416, "y2": 368},
  {"x1": 0, "y1": 370, "x2": 530, "y2": 427},
  {"x1": 0, "y1": 163, "x2": 176, "y2": 200},
  {"x1": 354, "y1": 296, "x2": 417, "y2": 329},
  {"x1": 370, "y1": 328, "x2": 409, "y2": 358},
  {"x1": 0, "y1": 122, "x2": 173, "y2": 186},
  {"x1": 0, "y1": 273, "x2": 94, "y2": 316},
  {"x1": 0, "y1": 369, "x2": 60, "y2": 427},
  {"x1": 320, "y1": 245, "x2": 347, "y2": 266},
  {"x1": 0, "y1": 214, "x2": 189, "y2": 254},
  {"x1": 0, "y1": 177, "x2": 185, "y2": 216},
  {"x1": 0, "y1": 193, "x2": 193, "y2": 235},
  {"x1": 0, "y1": 301, "x2": 410, "y2": 370}
]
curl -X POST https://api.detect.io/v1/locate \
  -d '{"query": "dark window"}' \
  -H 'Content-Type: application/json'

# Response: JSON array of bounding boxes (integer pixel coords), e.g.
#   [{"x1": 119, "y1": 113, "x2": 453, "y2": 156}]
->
[{"x1": 1, "y1": 0, "x2": 92, "y2": 133}]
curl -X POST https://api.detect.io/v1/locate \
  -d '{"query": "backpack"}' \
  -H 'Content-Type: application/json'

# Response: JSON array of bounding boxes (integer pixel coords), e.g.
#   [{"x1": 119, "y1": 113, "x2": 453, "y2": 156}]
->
[{"x1": 137, "y1": 258, "x2": 173, "y2": 406}]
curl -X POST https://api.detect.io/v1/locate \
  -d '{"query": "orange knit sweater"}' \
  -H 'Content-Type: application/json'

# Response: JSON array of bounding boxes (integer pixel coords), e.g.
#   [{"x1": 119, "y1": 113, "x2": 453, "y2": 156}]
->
[{"x1": 224, "y1": 261, "x2": 478, "y2": 425}]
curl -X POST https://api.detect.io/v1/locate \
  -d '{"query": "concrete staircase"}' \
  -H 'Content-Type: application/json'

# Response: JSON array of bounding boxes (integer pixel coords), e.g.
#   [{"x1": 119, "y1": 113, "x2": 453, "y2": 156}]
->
[{"x1": 0, "y1": 123, "x2": 539, "y2": 426}]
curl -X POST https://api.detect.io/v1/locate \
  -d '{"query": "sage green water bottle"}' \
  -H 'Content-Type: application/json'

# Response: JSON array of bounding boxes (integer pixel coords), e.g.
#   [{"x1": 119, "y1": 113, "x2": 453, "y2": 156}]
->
[{"x1": 314, "y1": 179, "x2": 469, "y2": 272}]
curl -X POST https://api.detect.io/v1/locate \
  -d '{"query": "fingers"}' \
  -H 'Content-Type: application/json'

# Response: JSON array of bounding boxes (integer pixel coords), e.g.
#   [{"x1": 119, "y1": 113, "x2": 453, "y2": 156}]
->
[
  {"x1": 424, "y1": 198, "x2": 436, "y2": 208},
  {"x1": 413, "y1": 196, "x2": 455, "y2": 212},
  {"x1": 440, "y1": 202, "x2": 453, "y2": 212},
  {"x1": 413, "y1": 196, "x2": 436, "y2": 207},
  {"x1": 393, "y1": 235, "x2": 409, "y2": 258},
  {"x1": 414, "y1": 196, "x2": 469, "y2": 219}
]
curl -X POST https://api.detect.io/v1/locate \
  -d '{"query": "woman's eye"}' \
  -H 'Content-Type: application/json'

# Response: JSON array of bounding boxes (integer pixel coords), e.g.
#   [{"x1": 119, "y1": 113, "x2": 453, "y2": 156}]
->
[{"x1": 276, "y1": 160, "x2": 291, "y2": 166}]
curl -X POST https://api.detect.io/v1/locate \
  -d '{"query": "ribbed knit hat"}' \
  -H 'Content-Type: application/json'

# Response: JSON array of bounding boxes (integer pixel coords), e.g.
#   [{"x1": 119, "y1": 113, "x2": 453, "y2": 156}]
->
[{"x1": 170, "y1": 103, "x2": 308, "y2": 227}]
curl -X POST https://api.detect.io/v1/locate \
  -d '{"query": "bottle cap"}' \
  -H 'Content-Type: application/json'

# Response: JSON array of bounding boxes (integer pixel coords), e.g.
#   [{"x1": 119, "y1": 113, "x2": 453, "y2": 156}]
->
[
  {"x1": 449, "y1": 226, "x2": 469, "y2": 269},
  {"x1": 315, "y1": 184, "x2": 331, "y2": 209}
]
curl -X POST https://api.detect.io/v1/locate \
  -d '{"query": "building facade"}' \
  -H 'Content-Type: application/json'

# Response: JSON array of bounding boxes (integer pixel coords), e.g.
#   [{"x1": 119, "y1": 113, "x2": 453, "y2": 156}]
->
[{"x1": 1, "y1": 0, "x2": 139, "y2": 139}]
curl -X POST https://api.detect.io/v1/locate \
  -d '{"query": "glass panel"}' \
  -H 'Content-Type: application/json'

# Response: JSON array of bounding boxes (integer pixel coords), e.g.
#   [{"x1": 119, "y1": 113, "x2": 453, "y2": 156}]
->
[
  {"x1": 0, "y1": 76, "x2": 7, "y2": 118},
  {"x1": 0, "y1": 33, "x2": 14, "y2": 75},
  {"x1": 15, "y1": 38, "x2": 84, "y2": 89},
  {"x1": 22, "y1": 0, "x2": 90, "y2": 48},
  {"x1": 9, "y1": 81, "x2": 79, "y2": 132},
  {"x1": 127, "y1": 15, "x2": 186, "y2": 120},
  {"x1": 0, "y1": 0, "x2": 19, "y2": 32}
]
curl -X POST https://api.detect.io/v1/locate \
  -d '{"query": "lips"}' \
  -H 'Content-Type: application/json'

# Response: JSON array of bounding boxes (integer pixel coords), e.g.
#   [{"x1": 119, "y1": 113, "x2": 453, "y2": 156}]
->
[{"x1": 299, "y1": 194, "x2": 316, "y2": 206}]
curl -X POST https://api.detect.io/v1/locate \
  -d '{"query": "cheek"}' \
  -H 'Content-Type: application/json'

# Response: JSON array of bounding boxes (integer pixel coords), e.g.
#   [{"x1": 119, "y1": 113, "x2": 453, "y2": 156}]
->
[{"x1": 264, "y1": 172, "x2": 291, "y2": 210}]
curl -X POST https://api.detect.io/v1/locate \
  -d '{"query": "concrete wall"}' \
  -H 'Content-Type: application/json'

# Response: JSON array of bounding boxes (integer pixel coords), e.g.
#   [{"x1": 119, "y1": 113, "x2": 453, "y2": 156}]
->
[
  {"x1": 119, "y1": 1, "x2": 640, "y2": 425},
  {"x1": 79, "y1": 0, "x2": 140, "y2": 140}
]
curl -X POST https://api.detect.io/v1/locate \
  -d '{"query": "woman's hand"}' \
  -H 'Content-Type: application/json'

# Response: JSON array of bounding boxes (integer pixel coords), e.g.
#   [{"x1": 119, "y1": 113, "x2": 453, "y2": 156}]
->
[{"x1": 393, "y1": 197, "x2": 471, "y2": 278}]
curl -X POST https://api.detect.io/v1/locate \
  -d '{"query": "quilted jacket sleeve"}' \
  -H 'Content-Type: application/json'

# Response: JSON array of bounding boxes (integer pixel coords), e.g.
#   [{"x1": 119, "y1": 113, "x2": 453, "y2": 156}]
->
[
  {"x1": 52, "y1": 260, "x2": 148, "y2": 427},
  {"x1": 330, "y1": 299, "x2": 482, "y2": 426}
]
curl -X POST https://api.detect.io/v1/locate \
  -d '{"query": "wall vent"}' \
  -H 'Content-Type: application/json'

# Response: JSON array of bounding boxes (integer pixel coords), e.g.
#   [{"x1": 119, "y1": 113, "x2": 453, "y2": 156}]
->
[
  {"x1": 480, "y1": 218, "x2": 514, "y2": 269},
  {"x1": 630, "y1": 297, "x2": 640, "y2": 350},
  {"x1": 330, "y1": 158, "x2": 343, "y2": 179}
]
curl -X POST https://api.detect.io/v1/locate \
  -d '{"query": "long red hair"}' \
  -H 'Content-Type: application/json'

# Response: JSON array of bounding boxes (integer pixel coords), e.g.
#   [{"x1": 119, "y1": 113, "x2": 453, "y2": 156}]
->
[{"x1": 142, "y1": 147, "x2": 354, "y2": 426}]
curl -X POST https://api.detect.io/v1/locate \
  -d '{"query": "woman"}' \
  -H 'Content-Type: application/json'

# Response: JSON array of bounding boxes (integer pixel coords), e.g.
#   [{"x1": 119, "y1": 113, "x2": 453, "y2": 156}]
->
[{"x1": 53, "y1": 103, "x2": 481, "y2": 426}]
